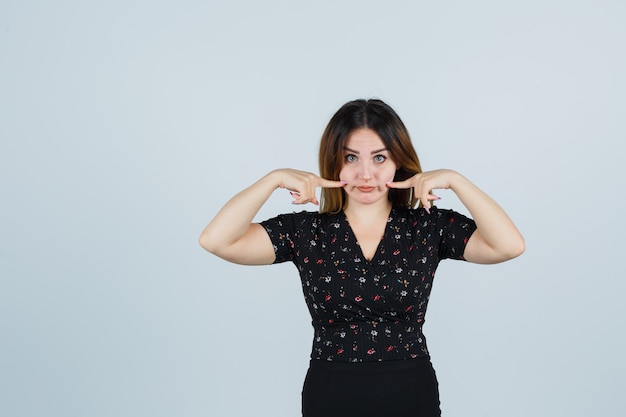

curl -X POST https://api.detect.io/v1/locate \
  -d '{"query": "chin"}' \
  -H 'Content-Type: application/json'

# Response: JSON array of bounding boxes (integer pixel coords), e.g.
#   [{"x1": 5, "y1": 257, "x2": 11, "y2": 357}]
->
[{"x1": 349, "y1": 193, "x2": 387, "y2": 205}]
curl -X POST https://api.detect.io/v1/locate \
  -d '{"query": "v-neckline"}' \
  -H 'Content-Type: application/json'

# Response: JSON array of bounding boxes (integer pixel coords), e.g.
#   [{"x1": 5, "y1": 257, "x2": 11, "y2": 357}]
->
[{"x1": 343, "y1": 209, "x2": 393, "y2": 263}]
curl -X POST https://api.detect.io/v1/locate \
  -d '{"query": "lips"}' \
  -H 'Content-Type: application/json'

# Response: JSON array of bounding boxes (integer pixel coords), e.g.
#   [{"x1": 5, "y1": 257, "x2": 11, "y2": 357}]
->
[{"x1": 356, "y1": 186, "x2": 376, "y2": 192}]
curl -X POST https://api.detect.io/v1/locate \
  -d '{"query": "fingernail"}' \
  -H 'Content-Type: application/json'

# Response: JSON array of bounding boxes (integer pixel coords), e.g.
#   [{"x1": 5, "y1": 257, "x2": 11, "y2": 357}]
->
[
  {"x1": 424, "y1": 206, "x2": 430, "y2": 214},
  {"x1": 340, "y1": 181, "x2": 348, "y2": 185}
]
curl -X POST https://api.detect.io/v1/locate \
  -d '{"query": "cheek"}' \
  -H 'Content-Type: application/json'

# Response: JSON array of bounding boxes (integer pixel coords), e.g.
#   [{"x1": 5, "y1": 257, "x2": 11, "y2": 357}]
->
[
  {"x1": 338, "y1": 166, "x2": 350, "y2": 181},
  {"x1": 380, "y1": 165, "x2": 397, "y2": 180}
]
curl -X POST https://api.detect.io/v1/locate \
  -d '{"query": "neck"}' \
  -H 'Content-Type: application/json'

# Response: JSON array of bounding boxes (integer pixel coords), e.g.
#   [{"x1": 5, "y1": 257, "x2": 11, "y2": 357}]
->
[{"x1": 344, "y1": 200, "x2": 392, "y2": 224}]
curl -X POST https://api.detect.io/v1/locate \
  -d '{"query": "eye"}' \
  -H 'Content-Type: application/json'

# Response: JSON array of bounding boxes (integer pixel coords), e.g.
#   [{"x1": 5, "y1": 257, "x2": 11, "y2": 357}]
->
[
  {"x1": 373, "y1": 155, "x2": 386, "y2": 163},
  {"x1": 345, "y1": 154, "x2": 358, "y2": 163}
]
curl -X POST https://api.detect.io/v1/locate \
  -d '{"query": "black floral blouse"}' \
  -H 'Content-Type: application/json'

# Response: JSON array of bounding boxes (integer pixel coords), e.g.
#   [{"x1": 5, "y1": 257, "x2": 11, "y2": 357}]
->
[{"x1": 261, "y1": 206, "x2": 476, "y2": 362}]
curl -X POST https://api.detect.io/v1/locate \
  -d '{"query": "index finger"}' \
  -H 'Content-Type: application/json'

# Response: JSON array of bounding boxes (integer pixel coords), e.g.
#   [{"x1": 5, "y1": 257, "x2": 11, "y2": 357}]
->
[
  {"x1": 385, "y1": 179, "x2": 413, "y2": 189},
  {"x1": 318, "y1": 178, "x2": 347, "y2": 189}
]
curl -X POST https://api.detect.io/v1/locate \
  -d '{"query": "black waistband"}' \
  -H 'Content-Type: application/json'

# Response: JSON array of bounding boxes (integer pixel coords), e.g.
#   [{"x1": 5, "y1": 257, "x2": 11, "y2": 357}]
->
[{"x1": 308, "y1": 356, "x2": 432, "y2": 373}]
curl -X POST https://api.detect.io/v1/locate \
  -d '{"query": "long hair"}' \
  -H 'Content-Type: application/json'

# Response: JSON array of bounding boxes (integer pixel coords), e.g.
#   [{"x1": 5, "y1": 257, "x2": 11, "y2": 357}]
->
[{"x1": 319, "y1": 99, "x2": 423, "y2": 214}]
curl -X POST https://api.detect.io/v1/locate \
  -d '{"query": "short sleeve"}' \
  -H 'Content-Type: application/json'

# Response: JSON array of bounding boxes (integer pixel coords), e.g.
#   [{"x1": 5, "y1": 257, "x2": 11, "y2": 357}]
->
[
  {"x1": 260, "y1": 212, "x2": 299, "y2": 264},
  {"x1": 432, "y1": 207, "x2": 477, "y2": 260}
]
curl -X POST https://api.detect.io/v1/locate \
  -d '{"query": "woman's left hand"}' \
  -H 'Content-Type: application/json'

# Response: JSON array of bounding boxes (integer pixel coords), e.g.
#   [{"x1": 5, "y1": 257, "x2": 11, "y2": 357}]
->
[
  {"x1": 386, "y1": 169, "x2": 459, "y2": 212},
  {"x1": 390, "y1": 168, "x2": 525, "y2": 264}
]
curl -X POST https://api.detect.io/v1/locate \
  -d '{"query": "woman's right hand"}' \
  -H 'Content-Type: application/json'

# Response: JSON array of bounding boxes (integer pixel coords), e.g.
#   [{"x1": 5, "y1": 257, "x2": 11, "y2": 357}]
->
[{"x1": 272, "y1": 168, "x2": 346, "y2": 206}]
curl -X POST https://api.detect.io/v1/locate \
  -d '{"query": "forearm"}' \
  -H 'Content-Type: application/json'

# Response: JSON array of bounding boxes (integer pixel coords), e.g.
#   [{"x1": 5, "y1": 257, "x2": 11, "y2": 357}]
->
[
  {"x1": 199, "y1": 171, "x2": 279, "y2": 254},
  {"x1": 448, "y1": 171, "x2": 525, "y2": 262}
]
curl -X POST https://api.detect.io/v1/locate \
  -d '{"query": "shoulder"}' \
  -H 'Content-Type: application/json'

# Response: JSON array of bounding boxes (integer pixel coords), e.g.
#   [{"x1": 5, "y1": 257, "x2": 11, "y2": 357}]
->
[
  {"x1": 260, "y1": 210, "x2": 339, "y2": 231},
  {"x1": 390, "y1": 206, "x2": 475, "y2": 230},
  {"x1": 389, "y1": 207, "x2": 427, "y2": 224},
  {"x1": 266, "y1": 210, "x2": 328, "y2": 222}
]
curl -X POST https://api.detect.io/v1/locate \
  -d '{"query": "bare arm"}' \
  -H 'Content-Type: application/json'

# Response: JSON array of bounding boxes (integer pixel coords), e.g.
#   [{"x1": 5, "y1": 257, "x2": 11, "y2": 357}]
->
[
  {"x1": 199, "y1": 169, "x2": 345, "y2": 265},
  {"x1": 388, "y1": 169, "x2": 525, "y2": 264}
]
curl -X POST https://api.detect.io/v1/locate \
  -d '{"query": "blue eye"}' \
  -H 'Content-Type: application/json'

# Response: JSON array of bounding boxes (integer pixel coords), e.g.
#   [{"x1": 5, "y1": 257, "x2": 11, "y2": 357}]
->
[
  {"x1": 374, "y1": 155, "x2": 386, "y2": 163},
  {"x1": 345, "y1": 154, "x2": 357, "y2": 163}
]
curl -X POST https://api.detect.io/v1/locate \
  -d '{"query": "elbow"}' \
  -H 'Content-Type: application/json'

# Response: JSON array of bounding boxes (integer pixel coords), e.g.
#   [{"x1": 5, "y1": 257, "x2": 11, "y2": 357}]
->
[
  {"x1": 517, "y1": 236, "x2": 526, "y2": 257},
  {"x1": 198, "y1": 232, "x2": 220, "y2": 255},
  {"x1": 505, "y1": 235, "x2": 526, "y2": 260}
]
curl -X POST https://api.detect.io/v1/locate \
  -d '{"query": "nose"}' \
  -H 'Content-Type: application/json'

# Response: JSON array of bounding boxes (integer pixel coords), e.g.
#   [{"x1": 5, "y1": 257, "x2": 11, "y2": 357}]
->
[{"x1": 360, "y1": 161, "x2": 372, "y2": 179}]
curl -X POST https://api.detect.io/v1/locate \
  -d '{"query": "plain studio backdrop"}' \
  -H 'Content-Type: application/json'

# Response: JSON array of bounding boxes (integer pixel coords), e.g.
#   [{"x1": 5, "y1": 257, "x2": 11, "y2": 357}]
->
[{"x1": 1, "y1": 1, "x2": 624, "y2": 416}]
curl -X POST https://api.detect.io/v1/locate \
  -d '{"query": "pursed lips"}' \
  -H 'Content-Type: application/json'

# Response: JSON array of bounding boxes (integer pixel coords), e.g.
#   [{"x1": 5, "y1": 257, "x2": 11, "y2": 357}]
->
[{"x1": 356, "y1": 186, "x2": 377, "y2": 192}]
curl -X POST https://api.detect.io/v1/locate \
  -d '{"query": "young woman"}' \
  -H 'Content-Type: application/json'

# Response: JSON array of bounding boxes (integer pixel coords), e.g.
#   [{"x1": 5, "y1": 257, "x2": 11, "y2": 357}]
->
[{"x1": 199, "y1": 99, "x2": 525, "y2": 416}]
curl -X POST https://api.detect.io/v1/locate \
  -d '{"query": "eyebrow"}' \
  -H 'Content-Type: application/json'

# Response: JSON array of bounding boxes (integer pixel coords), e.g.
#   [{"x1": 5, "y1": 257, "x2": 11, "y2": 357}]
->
[{"x1": 342, "y1": 147, "x2": 388, "y2": 154}]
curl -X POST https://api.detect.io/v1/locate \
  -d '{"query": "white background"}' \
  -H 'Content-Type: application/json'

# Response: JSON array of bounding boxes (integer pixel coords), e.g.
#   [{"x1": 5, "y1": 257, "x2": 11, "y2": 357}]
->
[{"x1": 1, "y1": 1, "x2": 625, "y2": 416}]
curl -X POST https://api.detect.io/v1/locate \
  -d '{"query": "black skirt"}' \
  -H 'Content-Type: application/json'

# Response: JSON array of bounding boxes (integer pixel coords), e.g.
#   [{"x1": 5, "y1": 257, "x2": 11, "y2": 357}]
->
[{"x1": 302, "y1": 357, "x2": 441, "y2": 417}]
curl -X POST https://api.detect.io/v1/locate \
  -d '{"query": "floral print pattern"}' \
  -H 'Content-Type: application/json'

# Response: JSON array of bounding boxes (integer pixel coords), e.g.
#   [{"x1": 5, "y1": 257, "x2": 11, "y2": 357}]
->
[{"x1": 261, "y1": 207, "x2": 476, "y2": 362}]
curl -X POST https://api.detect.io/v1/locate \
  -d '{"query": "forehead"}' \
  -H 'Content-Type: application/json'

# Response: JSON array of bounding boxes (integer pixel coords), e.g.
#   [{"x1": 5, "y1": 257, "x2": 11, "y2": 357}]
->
[{"x1": 344, "y1": 128, "x2": 386, "y2": 150}]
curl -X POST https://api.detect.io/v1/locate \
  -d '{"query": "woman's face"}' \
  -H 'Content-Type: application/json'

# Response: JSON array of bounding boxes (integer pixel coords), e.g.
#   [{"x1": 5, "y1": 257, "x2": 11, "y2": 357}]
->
[{"x1": 339, "y1": 128, "x2": 397, "y2": 207}]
